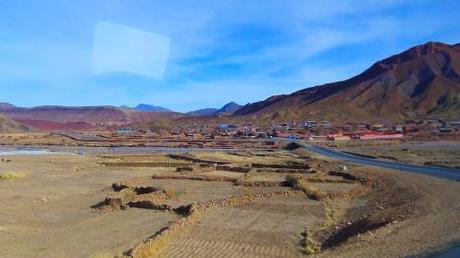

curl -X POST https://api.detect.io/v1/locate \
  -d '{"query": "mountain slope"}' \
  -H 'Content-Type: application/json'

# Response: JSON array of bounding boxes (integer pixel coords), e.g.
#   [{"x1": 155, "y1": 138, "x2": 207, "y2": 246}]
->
[
  {"x1": 216, "y1": 102, "x2": 242, "y2": 115},
  {"x1": 235, "y1": 41, "x2": 460, "y2": 122},
  {"x1": 186, "y1": 108, "x2": 219, "y2": 116},
  {"x1": 0, "y1": 115, "x2": 30, "y2": 133},
  {"x1": 0, "y1": 103, "x2": 15, "y2": 110},
  {"x1": 0, "y1": 104, "x2": 182, "y2": 128},
  {"x1": 0, "y1": 106, "x2": 129, "y2": 125},
  {"x1": 134, "y1": 104, "x2": 172, "y2": 112},
  {"x1": 187, "y1": 102, "x2": 242, "y2": 116},
  {"x1": 14, "y1": 119, "x2": 95, "y2": 131}
]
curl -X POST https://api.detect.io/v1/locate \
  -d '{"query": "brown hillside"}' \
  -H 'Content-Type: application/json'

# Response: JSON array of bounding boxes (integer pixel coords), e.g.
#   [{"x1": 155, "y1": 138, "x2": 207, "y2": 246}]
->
[
  {"x1": 1, "y1": 41, "x2": 459, "y2": 129},
  {"x1": 0, "y1": 115, "x2": 30, "y2": 133},
  {"x1": 0, "y1": 105, "x2": 182, "y2": 128},
  {"x1": 234, "y1": 41, "x2": 460, "y2": 122}
]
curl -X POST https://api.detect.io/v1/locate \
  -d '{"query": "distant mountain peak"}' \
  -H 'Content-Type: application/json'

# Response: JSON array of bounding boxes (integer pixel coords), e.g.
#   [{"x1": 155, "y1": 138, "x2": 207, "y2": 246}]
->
[
  {"x1": 376, "y1": 41, "x2": 456, "y2": 67},
  {"x1": 186, "y1": 101, "x2": 243, "y2": 116},
  {"x1": 218, "y1": 102, "x2": 242, "y2": 114}
]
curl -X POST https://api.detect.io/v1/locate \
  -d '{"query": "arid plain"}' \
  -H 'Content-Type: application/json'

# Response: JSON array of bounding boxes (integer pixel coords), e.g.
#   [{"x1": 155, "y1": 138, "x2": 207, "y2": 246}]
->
[{"x1": 1, "y1": 138, "x2": 459, "y2": 258}]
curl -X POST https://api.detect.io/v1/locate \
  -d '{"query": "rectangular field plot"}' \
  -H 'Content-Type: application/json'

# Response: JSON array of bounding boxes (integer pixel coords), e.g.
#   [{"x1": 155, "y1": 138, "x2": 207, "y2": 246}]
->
[{"x1": 161, "y1": 195, "x2": 325, "y2": 257}]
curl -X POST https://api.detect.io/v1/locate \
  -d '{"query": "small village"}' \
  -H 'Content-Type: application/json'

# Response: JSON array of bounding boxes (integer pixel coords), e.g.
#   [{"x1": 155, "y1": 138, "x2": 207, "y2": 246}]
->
[{"x1": 112, "y1": 118, "x2": 460, "y2": 142}]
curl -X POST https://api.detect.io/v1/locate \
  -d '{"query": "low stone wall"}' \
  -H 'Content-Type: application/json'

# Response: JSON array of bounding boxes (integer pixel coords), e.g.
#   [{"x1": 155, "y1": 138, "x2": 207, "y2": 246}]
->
[
  {"x1": 234, "y1": 180, "x2": 287, "y2": 187},
  {"x1": 151, "y1": 174, "x2": 238, "y2": 183},
  {"x1": 215, "y1": 165, "x2": 252, "y2": 173},
  {"x1": 328, "y1": 171, "x2": 367, "y2": 182},
  {"x1": 167, "y1": 154, "x2": 227, "y2": 165},
  {"x1": 100, "y1": 162, "x2": 187, "y2": 167},
  {"x1": 255, "y1": 168, "x2": 315, "y2": 174},
  {"x1": 128, "y1": 201, "x2": 172, "y2": 211},
  {"x1": 176, "y1": 166, "x2": 194, "y2": 172},
  {"x1": 251, "y1": 163, "x2": 311, "y2": 169}
]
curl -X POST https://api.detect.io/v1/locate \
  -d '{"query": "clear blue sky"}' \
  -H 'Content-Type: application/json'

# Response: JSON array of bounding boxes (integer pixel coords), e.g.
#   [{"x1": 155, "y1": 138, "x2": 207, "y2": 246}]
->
[{"x1": 1, "y1": 0, "x2": 459, "y2": 112}]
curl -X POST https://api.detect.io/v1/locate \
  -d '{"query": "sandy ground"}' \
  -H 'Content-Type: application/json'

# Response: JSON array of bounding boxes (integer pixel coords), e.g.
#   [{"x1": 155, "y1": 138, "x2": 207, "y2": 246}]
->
[
  {"x1": 337, "y1": 141, "x2": 460, "y2": 168},
  {"x1": 317, "y1": 167, "x2": 460, "y2": 258},
  {"x1": 0, "y1": 149, "x2": 459, "y2": 258},
  {"x1": 0, "y1": 154, "x2": 176, "y2": 258},
  {"x1": 161, "y1": 195, "x2": 323, "y2": 258}
]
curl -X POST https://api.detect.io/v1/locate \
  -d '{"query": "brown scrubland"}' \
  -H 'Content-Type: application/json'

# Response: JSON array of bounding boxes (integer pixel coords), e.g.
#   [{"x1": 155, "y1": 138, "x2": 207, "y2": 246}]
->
[{"x1": 0, "y1": 145, "x2": 459, "y2": 258}]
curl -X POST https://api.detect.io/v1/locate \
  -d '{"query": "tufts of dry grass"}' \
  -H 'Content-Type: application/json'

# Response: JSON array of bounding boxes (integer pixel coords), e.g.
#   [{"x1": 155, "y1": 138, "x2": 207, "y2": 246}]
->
[
  {"x1": 285, "y1": 175, "x2": 300, "y2": 186},
  {"x1": 89, "y1": 250, "x2": 124, "y2": 258},
  {"x1": 285, "y1": 175, "x2": 326, "y2": 201},
  {"x1": 0, "y1": 172, "x2": 25, "y2": 180},
  {"x1": 163, "y1": 187, "x2": 177, "y2": 199},
  {"x1": 301, "y1": 229, "x2": 318, "y2": 255},
  {"x1": 131, "y1": 235, "x2": 171, "y2": 258}
]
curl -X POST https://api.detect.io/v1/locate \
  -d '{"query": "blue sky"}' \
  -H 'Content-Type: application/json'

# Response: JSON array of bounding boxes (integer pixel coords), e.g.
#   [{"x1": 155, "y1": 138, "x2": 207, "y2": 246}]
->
[{"x1": 1, "y1": 0, "x2": 459, "y2": 112}]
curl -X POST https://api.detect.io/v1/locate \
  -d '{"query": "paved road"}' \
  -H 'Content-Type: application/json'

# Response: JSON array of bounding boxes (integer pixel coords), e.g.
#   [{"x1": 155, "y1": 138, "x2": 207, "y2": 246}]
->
[{"x1": 295, "y1": 141, "x2": 460, "y2": 181}]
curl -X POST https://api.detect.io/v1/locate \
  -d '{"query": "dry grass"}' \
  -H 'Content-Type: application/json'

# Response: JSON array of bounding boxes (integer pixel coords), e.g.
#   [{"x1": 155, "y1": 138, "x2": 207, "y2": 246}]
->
[
  {"x1": 193, "y1": 151, "x2": 303, "y2": 165},
  {"x1": 338, "y1": 146, "x2": 460, "y2": 168},
  {"x1": 163, "y1": 187, "x2": 177, "y2": 199},
  {"x1": 285, "y1": 174, "x2": 300, "y2": 186},
  {"x1": 89, "y1": 250, "x2": 121, "y2": 258},
  {"x1": 304, "y1": 236, "x2": 316, "y2": 255},
  {"x1": 300, "y1": 229, "x2": 318, "y2": 255},
  {"x1": 131, "y1": 235, "x2": 171, "y2": 258},
  {"x1": 0, "y1": 132, "x2": 75, "y2": 145},
  {"x1": 0, "y1": 172, "x2": 26, "y2": 180},
  {"x1": 100, "y1": 154, "x2": 189, "y2": 166},
  {"x1": 285, "y1": 175, "x2": 326, "y2": 201}
]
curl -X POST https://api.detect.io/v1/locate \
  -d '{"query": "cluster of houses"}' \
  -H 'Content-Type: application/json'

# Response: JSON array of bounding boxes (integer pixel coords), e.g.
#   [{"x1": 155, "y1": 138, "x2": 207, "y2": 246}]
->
[
  {"x1": 113, "y1": 118, "x2": 460, "y2": 141},
  {"x1": 271, "y1": 118, "x2": 460, "y2": 141},
  {"x1": 269, "y1": 121, "x2": 404, "y2": 141}
]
